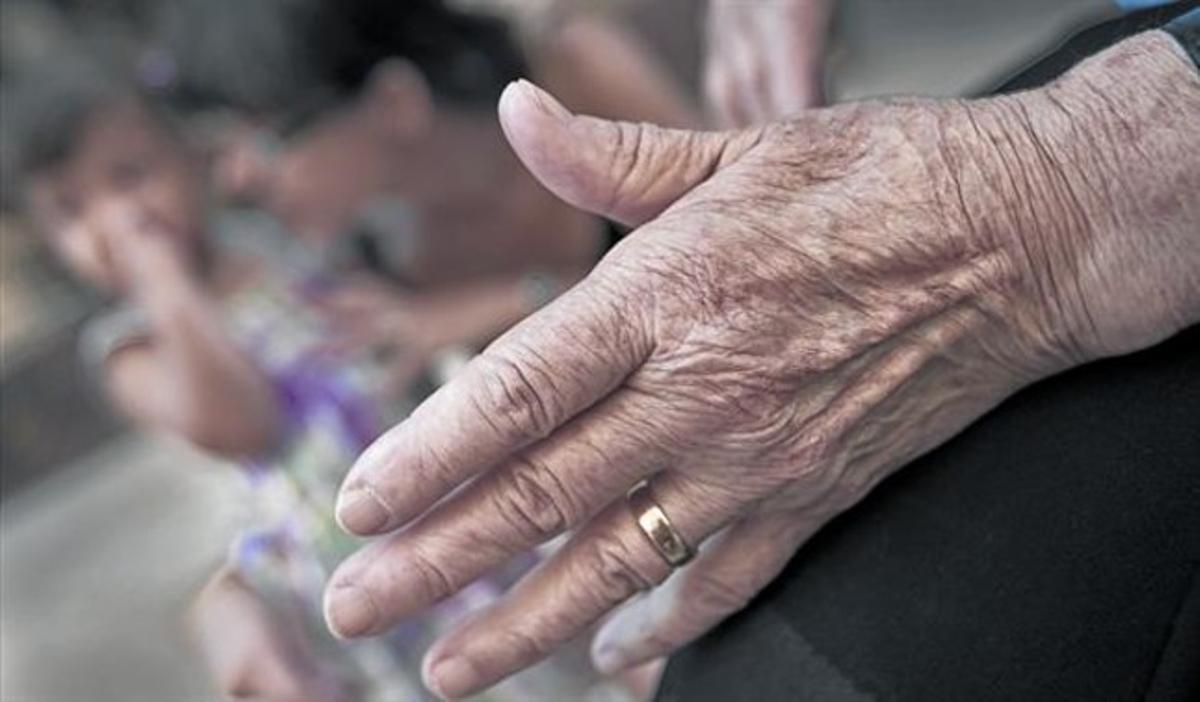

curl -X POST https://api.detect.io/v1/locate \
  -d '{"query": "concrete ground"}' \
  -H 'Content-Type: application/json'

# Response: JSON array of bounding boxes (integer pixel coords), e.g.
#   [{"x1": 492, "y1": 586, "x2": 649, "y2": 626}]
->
[
  {"x1": 1, "y1": 436, "x2": 247, "y2": 701},
  {"x1": 0, "y1": 1, "x2": 1116, "y2": 700}
]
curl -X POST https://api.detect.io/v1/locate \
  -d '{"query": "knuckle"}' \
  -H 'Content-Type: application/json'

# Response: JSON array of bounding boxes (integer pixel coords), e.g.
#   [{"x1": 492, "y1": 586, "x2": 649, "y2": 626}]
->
[
  {"x1": 577, "y1": 534, "x2": 655, "y2": 608},
  {"x1": 409, "y1": 438, "x2": 458, "y2": 495},
  {"x1": 475, "y1": 352, "x2": 561, "y2": 443},
  {"x1": 680, "y1": 570, "x2": 754, "y2": 615},
  {"x1": 496, "y1": 625, "x2": 556, "y2": 666},
  {"x1": 718, "y1": 401, "x2": 804, "y2": 459},
  {"x1": 406, "y1": 543, "x2": 458, "y2": 605},
  {"x1": 600, "y1": 120, "x2": 653, "y2": 210},
  {"x1": 491, "y1": 454, "x2": 576, "y2": 542},
  {"x1": 783, "y1": 417, "x2": 839, "y2": 471}
]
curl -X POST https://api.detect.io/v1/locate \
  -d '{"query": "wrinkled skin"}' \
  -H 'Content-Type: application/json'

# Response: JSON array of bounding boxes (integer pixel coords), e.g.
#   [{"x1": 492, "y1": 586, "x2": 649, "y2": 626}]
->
[
  {"x1": 324, "y1": 33, "x2": 1199, "y2": 699},
  {"x1": 705, "y1": 0, "x2": 833, "y2": 125}
]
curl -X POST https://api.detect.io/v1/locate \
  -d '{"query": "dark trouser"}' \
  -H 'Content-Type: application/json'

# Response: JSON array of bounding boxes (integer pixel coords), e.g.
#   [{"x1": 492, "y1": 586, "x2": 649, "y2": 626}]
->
[{"x1": 657, "y1": 5, "x2": 1200, "y2": 700}]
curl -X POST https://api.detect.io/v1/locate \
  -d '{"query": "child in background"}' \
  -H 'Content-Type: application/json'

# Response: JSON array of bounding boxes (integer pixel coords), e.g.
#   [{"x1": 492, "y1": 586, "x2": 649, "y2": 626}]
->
[
  {"x1": 140, "y1": 0, "x2": 698, "y2": 411},
  {"x1": 3, "y1": 63, "x2": 613, "y2": 701},
  {"x1": 150, "y1": 0, "x2": 695, "y2": 275}
]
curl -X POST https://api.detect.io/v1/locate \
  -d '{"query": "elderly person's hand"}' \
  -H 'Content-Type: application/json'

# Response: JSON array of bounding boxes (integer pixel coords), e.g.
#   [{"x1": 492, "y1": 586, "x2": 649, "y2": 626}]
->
[
  {"x1": 324, "y1": 32, "x2": 1198, "y2": 699},
  {"x1": 705, "y1": 0, "x2": 834, "y2": 126}
]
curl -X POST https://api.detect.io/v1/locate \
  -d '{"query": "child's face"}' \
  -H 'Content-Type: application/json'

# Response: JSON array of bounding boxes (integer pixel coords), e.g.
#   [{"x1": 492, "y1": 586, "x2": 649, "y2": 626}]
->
[{"x1": 27, "y1": 99, "x2": 205, "y2": 292}]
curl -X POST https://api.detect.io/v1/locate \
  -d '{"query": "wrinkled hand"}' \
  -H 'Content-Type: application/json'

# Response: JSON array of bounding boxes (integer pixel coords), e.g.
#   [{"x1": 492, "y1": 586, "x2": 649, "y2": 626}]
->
[
  {"x1": 705, "y1": 0, "x2": 834, "y2": 126},
  {"x1": 324, "y1": 33, "x2": 1199, "y2": 700}
]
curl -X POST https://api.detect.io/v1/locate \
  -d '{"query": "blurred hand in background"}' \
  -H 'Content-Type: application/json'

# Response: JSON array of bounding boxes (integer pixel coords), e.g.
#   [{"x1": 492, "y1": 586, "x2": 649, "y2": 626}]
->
[
  {"x1": 316, "y1": 272, "x2": 576, "y2": 397},
  {"x1": 705, "y1": 0, "x2": 834, "y2": 126}
]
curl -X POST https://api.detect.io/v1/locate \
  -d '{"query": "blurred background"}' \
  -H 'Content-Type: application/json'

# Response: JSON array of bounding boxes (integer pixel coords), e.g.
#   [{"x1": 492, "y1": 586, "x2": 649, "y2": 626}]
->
[{"x1": 1, "y1": 0, "x2": 1119, "y2": 700}]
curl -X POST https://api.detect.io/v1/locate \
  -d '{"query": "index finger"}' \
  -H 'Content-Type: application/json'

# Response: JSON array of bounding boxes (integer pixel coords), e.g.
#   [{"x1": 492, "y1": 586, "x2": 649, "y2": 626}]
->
[{"x1": 335, "y1": 276, "x2": 652, "y2": 535}]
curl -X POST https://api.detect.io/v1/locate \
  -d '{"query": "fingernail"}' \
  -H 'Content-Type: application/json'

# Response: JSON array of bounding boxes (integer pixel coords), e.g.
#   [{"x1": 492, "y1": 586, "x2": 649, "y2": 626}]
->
[
  {"x1": 324, "y1": 583, "x2": 379, "y2": 639},
  {"x1": 336, "y1": 485, "x2": 390, "y2": 535},
  {"x1": 516, "y1": 79, "x2": 570, "y2": 121},
  {"x1": 592, "y1": 644, "x2": 625, "y2": 675},
  {"x1": 426, "y1": 657, "x2": 478, "y2": 700}
]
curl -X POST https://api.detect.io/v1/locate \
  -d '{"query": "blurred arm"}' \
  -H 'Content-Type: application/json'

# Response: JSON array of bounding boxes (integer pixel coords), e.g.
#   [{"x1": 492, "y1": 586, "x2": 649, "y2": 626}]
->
[
  {"x1": 323, "y1": 267, "x2": 587, "y2": 360},
  {"x1": 705, "y1": 0, "x2": 834, "y2": 126},
  {"x1": 103, "y1": 235, "x2": 280, "y2": 458}
]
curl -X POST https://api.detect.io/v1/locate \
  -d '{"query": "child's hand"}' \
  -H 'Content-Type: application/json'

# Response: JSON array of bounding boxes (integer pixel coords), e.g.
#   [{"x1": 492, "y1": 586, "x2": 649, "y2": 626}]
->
[
  {"x1": 188, "y1": 568, "x2": 354, "y2": 702},
  {"x1": 313, "y1": 277, "x2": 445, "y2": 394},
  {"x1": 319, "y1": 279, "x2": 474, "y2": 351},
  {"x1": 315, "y1": 274, "x2": 542, "y2": 396},
  {"x1": 94, "y1": 199, "x2": 194, "y2": 297}
]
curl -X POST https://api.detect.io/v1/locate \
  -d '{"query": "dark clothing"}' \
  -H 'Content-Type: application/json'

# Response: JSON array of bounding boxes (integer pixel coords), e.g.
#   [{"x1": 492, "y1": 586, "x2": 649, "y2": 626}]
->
[
  {"x1": 658, "y1": 5, "x2": 1200, "y2": 700},
  {"x1": 997, "y1": 1, "x2": 1199, "y2": 93},
  {"x1": 659, "y1": 326, "x2": 1199, "y2": 701}
]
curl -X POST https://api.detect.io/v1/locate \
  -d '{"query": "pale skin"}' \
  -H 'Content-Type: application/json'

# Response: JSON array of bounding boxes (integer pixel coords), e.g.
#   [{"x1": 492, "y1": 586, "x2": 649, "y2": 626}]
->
[{"x1": 323, "y1": 31, "x2": 1199, "y2": 700}]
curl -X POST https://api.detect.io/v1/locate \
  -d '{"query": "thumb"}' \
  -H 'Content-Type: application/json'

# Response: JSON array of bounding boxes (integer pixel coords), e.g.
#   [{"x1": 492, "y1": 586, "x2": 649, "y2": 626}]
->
[{"x1": 498, "y1": 80, "x2": 763, "y2": 226}]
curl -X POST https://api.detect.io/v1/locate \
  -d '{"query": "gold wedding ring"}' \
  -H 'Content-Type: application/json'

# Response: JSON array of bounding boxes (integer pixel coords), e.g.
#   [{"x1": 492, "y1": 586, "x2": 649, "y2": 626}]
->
[{"x1": 627, "y1": 481, "x2": 694, "y2": 567}]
